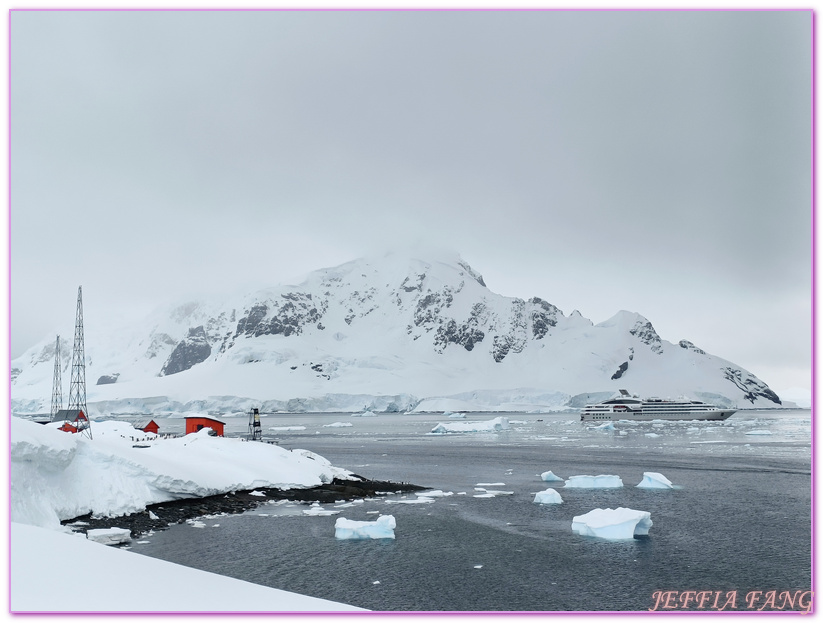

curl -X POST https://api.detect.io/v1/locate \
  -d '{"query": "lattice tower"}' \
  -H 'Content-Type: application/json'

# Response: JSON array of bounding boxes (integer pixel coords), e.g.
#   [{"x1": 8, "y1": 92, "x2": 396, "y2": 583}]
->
[
  {"x1": 66, "y1": 286, "x2": 92, "y2": 439},
  {"x1": 50, "y1": 335, "x2": 62, "y2": 418}
]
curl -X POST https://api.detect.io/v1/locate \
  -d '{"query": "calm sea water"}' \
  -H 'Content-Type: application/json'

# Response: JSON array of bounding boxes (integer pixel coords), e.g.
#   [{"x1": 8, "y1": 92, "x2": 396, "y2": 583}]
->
[{"x1": 126, "y1": 410, "x2": 811, "y2": 612}]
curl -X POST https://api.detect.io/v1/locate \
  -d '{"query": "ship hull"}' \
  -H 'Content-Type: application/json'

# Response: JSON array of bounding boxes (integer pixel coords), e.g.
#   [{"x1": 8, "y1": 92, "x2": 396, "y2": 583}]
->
[{"x1": 580, "y1": 409, "x2": 736, "y2": 422}]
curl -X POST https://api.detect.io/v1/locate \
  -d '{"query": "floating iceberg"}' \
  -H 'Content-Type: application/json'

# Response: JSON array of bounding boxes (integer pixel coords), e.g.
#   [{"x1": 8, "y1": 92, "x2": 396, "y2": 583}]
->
[
  {"x1": 447, "y1": 412, "x2": 466, "y2": 419},
  {"x1": 533, "y1": 489, "x2": 563, "y2": 504},
  {"x1": 86, "y1": 527, "x2": 132, "y2": 546},
  {"x1": 571, "y1": 508, "x2": 653, "y2": 540},
  {"x1": 564, "y1": 475, "x2": 623, "y2": 489},
  {"x1": 303, "y1": 504, "x2": 341, "y2": 516},
  {"x1": 636, "y1": 472, "x2": 674, "y2": 489},
  {"x1": 350, "y1": 411, "x2": 376, "y2": 417},
  {"x1": 323, "y1": 422, "x2": 353, "y2": 428},
  {"x1": 540, "y1": 471, "x2": 564, "y2": 482},
  {"x1": 334, "y1": 515, "x2": 396, "y2": 540},
  {"x1": 745, "y1": 430, "x2": 772, "y2": 435},
  {"x1": 430, "y1": 417, "x2": 509, "y2": 434},
  {"x1": 589, "y1": 422, "x2": 615, "y2": 431}
]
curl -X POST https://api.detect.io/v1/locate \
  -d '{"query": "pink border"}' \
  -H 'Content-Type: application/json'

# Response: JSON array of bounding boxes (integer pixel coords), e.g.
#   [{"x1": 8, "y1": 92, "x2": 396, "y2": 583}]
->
[{"x1": 5, "y1": 6, "x2": 816, "y2": 617}]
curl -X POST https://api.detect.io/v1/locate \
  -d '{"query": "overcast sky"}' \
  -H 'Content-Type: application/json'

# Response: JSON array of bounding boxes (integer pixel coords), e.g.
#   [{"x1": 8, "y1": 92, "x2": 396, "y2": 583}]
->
[{"x1": 10, "y1": 9, "x2": 812, "y2": 397}]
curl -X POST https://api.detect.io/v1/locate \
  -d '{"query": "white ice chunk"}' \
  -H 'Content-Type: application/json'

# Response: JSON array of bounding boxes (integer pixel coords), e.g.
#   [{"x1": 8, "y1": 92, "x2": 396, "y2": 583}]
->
[
  {"x1": 540, "y1": 471, "x2": 564, "y2": 482},
  {"x1": 334, "y1": 515, "x2": 396, "y2": 540},
  {"x1": 564, "y1": 475, "x2": 623, "y2": 489},
  {"x1": 571, "y1": 508, "x2": 653, "y2": 540},
  {"x1": 645, "y1": 433, "x2": 661, "y2": 438},
  {"x1": 533, "y1": 488, "x2": 563, "y2": 504},
  {"x1": 636, "y1": 472, "x2": 674, "y2": 489},
  {"x1": 430, "y1": 417, "x2": 509, "y2": 434},
  {"x1": 745, "y1": 430, "x2": 773, "y2": 435},
  {"x1": 416, "y1": 490, "x2": 453, "y2": 498},
  {"x1": 303, "y1": 504, "x2": 341, "y2": 516},
  {"x1": 86, "y1": 527, "x2": 132, "y2": 545},
  {"x1": 323, "y1": 422, "x2": 353, "y2": 428},
  {"x1": 589, "y1": 422, "x2": 615, "y2": 431}
]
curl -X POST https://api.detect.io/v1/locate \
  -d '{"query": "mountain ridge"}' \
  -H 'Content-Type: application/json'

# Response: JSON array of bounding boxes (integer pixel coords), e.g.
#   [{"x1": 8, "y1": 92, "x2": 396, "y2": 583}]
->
[{"x1": 11, "y1": 251, "x2": 781, "y2": 415}]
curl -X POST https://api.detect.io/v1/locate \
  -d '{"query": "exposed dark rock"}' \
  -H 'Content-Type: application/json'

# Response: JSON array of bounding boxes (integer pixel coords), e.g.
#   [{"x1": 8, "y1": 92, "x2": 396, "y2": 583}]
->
[
  {"x1": 723, "y1": 367, "x2": 781, "y2": 405},
  {"x1": 96, "y1": 374, "x2": 120, "y2": 385},
  {"x1": 679, "y1": 339, "x2": 706, "y2": 355},
  {"x1": 630, "y1": 319, "x2": 663, "y2": 354},
  {"x1": 160, "y1": 327, "x2": 212, "y2": 376},
  {"x1": 611, "y1": 361, "x2": 629, "y2": 380},
  {"x1": 61, "y1": 476, "x2": 427, "y2": 540},
  {"x1": 529, "y1": 297, "x2": 560, "y2": 339}
]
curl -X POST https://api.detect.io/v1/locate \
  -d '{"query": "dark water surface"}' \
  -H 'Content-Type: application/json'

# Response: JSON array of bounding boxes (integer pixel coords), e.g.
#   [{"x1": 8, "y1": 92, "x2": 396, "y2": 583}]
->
[{"x1": 128, "y1": 411, "x2": 811, "y2": 612}]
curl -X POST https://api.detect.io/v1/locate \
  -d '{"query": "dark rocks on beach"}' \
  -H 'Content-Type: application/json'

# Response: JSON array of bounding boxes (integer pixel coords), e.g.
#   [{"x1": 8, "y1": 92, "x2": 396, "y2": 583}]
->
[{"x1": 62, "y1": 476, "x2": 427, "y2": 540}]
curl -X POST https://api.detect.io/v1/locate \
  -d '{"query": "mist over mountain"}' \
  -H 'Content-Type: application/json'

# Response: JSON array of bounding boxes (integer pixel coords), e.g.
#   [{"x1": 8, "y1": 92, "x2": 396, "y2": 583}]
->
[{"x1": 11, "y1": 251, "x2": 781, "y2": 415}]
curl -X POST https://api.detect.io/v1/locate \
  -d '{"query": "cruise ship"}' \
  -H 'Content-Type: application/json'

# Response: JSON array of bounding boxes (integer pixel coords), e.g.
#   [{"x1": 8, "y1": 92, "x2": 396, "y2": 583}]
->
[{"x1": 580, "y1": 389, "x2": 736, "y2": 422}]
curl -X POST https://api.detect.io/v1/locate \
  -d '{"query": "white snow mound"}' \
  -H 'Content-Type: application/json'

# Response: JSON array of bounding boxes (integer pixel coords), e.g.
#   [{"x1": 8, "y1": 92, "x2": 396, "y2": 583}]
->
[
  {"x1": 540, "y1": 471, "x2": 564, "y2": 482},
  {"x1": 533, "y1": 489, "x2": 563, "y2": 505},
  {"x1": 564, "y1": 475, "x2": 623, "y2": 489},
  {"x1": 86, "y1": 527, "x2": 132, "y2": 546},
  {"x1": 334, "y1": 515, "x2": 396, "y2": 540},
  {"x1": 571, "y1": 507, "x2": 653, "y2": 540},
  {"x1": 636, "y1": 472, "x2": 674, "y2": 489}
]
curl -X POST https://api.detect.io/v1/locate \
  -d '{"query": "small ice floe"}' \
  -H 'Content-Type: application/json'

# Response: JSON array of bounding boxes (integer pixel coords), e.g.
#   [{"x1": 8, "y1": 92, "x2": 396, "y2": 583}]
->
[
  {"x1": 351, "y1": 411, "x2": 376, "y2": 417},
  {"x1": 87, "y1": 528, "x2": 132, "y2": 546},
  {"x1": 533, "y1": 488, "x2": 563, "y2": 505},
  {"x1": 572, "y1": 508, "x2": 653, "y2": 540},
  {"x1": 148, "y1": 511, "x2": 159, "y2": 520},
  {"x1": 249, "y1": 490, "x2": 266, "y2": 497},
  {"x1": 473, "y1": 488, "x2": 514, "y2": 498},
  {"x1": 417, "y1": 490, "x2": 453, "y2": 498},
  {"x1": 187, "y1": 520, "x2": 207, "y2": 529},
  {"x1": 745, "y1": 430, "x2": 773, "y2": 435},
  {"x1": 384, "y1": 496, "x2": 435, "y2": 505},
  {"x1": 588, "y1": 422, "x2": 615, "y2": 431},
  {"x1": 644, "y1": 433, "x2": 661, "y2": 438},
  {"x1": 636, "y1": 472, "x2": 674, "y2": 489},
  {"x1": 540, "y1": 471, "x2": 564, "y2": 482},
  {"x1": 372, "y1": 581, "x2": 381, "y2": 585},
  {"x1": 430, "y1": 417, "x2": 509, "y2": 434},
  {"x1": 446, "y1": 412, "x2": 466, "y2": 419},
  {"x1": 269, "y1": 426, "x2": 307, "y2": 431},
  {"x1": 510, "y1": 420, "x2": 528, "y2": 424},
  {"x1": 618, "y1": 430, "x2": 628, "y2": 436},
  {"x1": 564, "y1": 475, "x2": 623, "y2": 489},
  {"x1": 334, "y1": 515, "x2": 396, "y2": 540},
  {"x1": 303, "y1": 503, "x2": 341, "y2": 516},
  {"x1": 476, "y1": 482, "x2": 506, "y2": 487},
  {"x1": 323, "y1": 422, "x2": 353, "y2": 428},
  {"x1": 473, "y1": 565, "x2": 483, "y2": 569}
]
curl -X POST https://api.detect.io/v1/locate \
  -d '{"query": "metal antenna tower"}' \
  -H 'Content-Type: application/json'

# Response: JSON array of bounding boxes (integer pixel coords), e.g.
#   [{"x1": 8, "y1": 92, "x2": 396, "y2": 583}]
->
[
  {"x1": 66, "y1": 286, "x2": 92, "y2": 439},
  {"x1": 248, "y1": 408, "x2": 262, "y2": 441},
  {"x1": 50, "y1": 335, "x2": 62, "y2": 419}
]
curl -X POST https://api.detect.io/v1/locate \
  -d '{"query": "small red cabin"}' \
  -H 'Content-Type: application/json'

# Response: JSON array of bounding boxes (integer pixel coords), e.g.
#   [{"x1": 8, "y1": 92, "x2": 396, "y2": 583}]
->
[
  {"x1": 185, "y1": 416, "x2": 225, "y2": 437},
  {"x1": 134, "y1": 419, "x2": 160, "y2": 435}
]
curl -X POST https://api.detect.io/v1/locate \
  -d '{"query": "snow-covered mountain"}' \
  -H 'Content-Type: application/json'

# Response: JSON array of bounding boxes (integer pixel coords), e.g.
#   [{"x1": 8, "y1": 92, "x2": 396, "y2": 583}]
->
[{"x1": 11, "y1": 251, "x2": 781, "y2": 415}]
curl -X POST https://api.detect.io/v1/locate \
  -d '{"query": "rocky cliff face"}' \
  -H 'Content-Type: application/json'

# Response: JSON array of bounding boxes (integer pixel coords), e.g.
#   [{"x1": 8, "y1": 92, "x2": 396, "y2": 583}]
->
[{"x1": 11, "y1": 251, "x2": 782, "y2": 410}]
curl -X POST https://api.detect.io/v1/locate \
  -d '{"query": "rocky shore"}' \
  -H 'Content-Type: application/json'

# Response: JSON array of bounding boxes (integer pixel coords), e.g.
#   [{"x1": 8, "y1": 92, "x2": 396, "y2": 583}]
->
[{"x1": 63, "y1": 476, "x2": 427, "y2": 539}]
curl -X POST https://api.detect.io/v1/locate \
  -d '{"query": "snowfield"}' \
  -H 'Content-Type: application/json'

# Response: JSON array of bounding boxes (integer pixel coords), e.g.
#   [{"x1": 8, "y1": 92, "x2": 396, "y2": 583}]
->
[
  {"x1": 11, "y1": 416, "x2": 353, "y2": 529},
  {"x1": 11, "y1": 522, "x2": 364, "y2": 612}
]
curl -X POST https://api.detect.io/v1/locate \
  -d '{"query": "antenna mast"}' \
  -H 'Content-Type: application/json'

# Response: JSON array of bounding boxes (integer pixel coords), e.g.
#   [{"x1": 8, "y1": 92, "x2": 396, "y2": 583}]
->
[
  {"x1": 50, "y1": 335, "x2": 62, "y2": 419},
  {"x1": 65, "y1": 286, "x2": 92, "y2": 439}
]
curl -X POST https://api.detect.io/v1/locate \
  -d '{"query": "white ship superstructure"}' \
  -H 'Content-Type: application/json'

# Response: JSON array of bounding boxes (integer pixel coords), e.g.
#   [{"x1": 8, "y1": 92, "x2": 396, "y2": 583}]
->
[{"x1": 580, "y1": 389, "x2": 736, "y2": 422}]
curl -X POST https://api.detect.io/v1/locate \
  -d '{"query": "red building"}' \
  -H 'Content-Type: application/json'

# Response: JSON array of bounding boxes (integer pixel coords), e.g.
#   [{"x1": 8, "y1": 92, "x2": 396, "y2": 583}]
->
[
  {"x1": 184, "y1": 416, "x2": 225, "y2": 437},
  {"x1": 134, "y1": 419, "x2": 160, "y2": 435}
]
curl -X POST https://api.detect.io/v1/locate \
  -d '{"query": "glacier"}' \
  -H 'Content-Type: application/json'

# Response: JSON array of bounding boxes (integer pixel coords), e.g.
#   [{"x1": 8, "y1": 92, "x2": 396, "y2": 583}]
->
[{"x1": 11, "y1": 251, "x2": 782, "y2": 417}]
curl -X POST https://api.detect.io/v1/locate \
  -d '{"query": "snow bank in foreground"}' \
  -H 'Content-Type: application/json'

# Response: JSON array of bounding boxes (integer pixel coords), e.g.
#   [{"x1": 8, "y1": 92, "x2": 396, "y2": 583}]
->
[
  {"x1": 11, "y1": 522, "x2": 363, "y2": 612},
  {"x1": 11, "y1": 416, "x2": 352, "y2": 529},
  {"x1": 540, "y1": 470, "x2": 564, "y2": 482},
  {"x1": 564, "y1": 475, "x2": 623, "y2": 489},
  {"x1": 636, "y1": 472, "x2": 675, "y2": 489},
  {"x1": 430, "y1": 417, "x2": 509, "y2": 434},
  {"x1": 571, "y1": 508, "x2": 653, "y2": 540},
  {"x1": 334, "y1": 515, "x2": 396, "y2": 540},
  {"x1": 533, "y1": 489, "x2": 563, "y2": 504}
]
